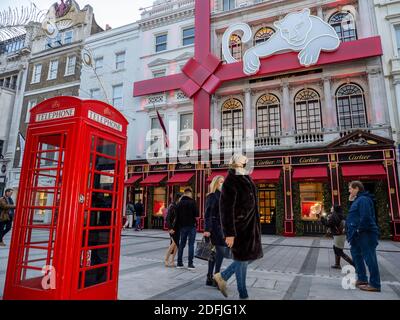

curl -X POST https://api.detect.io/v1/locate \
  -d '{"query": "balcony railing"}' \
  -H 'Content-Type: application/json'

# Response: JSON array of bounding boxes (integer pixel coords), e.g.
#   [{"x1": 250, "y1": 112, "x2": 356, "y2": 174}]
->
[
  {"x1": 294, "y1": 132, "x2": 324, "y2": 144},
  {"x1": 141, "y1": 0, "x2": 195, "y2": 19}
]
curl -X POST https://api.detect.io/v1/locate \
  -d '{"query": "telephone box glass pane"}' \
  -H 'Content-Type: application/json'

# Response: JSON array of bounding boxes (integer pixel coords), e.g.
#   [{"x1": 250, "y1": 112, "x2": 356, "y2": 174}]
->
[
  {"x1": 88, "y1": 229, "x2": 111, "y2": 246},
  {"x1": 18, "y1": 133, "x2": 65, "y2": 289},
  {"x1": 88, "y1": 211, "x2": 112, "y2": 227},
  {"x1": 84, "y1": 266, "x2": 107, "y2": 288},
  {"x1": 91, "y1": 192, "x2": 114, "y2": 208},
  {"x1": 96, "y1": 138, "x2": 117, "y2": 157}
]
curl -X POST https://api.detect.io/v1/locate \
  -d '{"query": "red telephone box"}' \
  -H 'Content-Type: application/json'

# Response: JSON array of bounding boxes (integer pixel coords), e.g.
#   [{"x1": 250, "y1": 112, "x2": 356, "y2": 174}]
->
[{"x1": 3, "y1": 96, "x2": 128, "y2": 300}]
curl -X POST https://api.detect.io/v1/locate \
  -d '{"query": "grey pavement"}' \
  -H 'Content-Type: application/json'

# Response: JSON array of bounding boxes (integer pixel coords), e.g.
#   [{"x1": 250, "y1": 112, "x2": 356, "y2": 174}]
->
[{"x1": 1, "y1": 229, "x2": 400, "y2": 300}]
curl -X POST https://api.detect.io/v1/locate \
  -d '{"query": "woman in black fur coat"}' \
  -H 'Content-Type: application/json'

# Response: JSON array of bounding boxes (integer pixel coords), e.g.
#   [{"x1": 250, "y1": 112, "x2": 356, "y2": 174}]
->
[{"x1": 213, "y1": 154, "x2": 263, "y2": 299}]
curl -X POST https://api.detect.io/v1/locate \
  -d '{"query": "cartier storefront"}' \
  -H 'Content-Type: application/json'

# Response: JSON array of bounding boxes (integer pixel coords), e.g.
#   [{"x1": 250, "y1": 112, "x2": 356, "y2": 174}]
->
[{"x1": 125, "y1": 131, "x2": 400, "y2": 241}]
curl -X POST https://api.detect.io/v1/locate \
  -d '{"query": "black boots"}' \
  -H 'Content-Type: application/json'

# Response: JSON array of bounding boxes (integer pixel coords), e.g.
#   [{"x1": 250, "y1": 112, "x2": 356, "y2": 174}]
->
[
  {"x1": 206, "y1": 274, "x2": 214, "y2": 286},
  {"x1": 331, "y1": 255, "x2": 341, "y2": 269}
]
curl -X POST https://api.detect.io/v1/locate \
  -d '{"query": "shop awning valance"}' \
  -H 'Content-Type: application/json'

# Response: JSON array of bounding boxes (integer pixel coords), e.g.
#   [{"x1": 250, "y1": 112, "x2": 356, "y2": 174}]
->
[
  {"x1": 341, "y1": 163, "x2": 386, "y2": 179},
  {"x1": 206, "y1": 170, "x2": 228, "y2": 183},
  {"x1": 140, "y1": 174, "x2": 167, "y2": 186},
  {"x1": 124, "y1": 175, "x2": 142, "y2": 186},
  {"x1": 166, "y1": 172, "x2": 194, "y2": 185},
  {"x1": 292, "y1": 166, "x2": 328, "y2": 181},
  {"x1": 251, "y1": 168, "x2": 281, "y2": 183}
]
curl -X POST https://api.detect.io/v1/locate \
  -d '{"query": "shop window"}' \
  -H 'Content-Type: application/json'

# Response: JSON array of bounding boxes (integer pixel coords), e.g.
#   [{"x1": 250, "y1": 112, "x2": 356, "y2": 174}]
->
[
  {"x1": 254, "y1": 27, "x2": 275, "y2": 45},
  {"x1": 336, "y1": 83, "x2": 367, "y2": 130},
  {"x1": 258, "y1": 184, "x2": 276, "y2": 224},
  {"x1": 329, "y1": 11, "x2": 357, "y2": 43},
  {"x1": 295, "y1": 89, "x2": 322, "y2": 134},
  {"x1": 153, "y1": 187, "x2": 166, "y2": 217},
  {"x1": 300, "y1": 183, "x2": 324, "y2": 221},
  {"x1": 256, "y1": 94, "x2": 281, "y2": 137}
]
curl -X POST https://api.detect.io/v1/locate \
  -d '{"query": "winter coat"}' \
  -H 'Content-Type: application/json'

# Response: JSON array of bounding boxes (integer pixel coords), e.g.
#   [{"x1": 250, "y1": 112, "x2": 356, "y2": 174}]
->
[
  {"x1": 321, "y1": 211, "x2": 345, "y2": 236},
  {"x1": 0, "y1": 197, "x2": 15, "y2": 222},
  {"x1": 220, "y1": 169, "x2": 263, "y2": 261},
  {"x1": 166, "y1": 202, "x2": 178, "y2": 230},
  {"x1": 134, "y1": 202, "x2": 144, "y2": 216},
  {"x1": 175, "y1": 196, "x2": 199, "y2": 228},
  {"x1": 346, "y1": 191, "x2": 379, "y2": 244},
  {"x1": 126, "y1": 203, "x2": 135, "y2": 215},
  {"x1": 204, "y1": 190, "x2": 225, "y2": 246}
]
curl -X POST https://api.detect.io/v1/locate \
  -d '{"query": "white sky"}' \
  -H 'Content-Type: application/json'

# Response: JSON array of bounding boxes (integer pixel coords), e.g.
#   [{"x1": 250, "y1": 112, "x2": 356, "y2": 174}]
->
[{"x1": 1, "y1": 0, "x2": 155, "y2": 29}]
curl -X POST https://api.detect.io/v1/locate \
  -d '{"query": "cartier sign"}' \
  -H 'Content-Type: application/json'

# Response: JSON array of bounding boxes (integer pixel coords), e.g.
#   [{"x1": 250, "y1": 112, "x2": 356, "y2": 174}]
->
[
  {"x1": 292, "y1": 155, "x2": 328, "y2": 165},
  {"x1": 255, "y1": 158, "x2": 283, "y2": 166},
  {"x1": 150, "y1": 164, "x2": 168, "y2": 171},
  {"x1": 176, "y1": 163, "x2": 195, "y2": 171},
  {"x1": 339, "y1": 152, "x2": 383, "y2": 162}
]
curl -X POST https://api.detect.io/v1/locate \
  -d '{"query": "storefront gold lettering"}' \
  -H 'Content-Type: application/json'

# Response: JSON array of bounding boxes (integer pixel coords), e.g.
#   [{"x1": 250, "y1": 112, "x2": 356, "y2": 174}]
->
[
  {"x1": 299, "y1": 158, "x2": 319, "y2": 164},
  {"x1": 257, "y1": 160, "x2": 276, "y2": 166},
  {"x1": 348, "y1": 154, "x2": 371, "y2": 161}
]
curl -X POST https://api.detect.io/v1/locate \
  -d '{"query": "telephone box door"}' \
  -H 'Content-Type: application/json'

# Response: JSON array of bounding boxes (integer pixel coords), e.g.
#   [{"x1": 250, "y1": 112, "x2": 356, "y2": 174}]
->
[
  {"x1": 6, "y1": 126, "x2": 72, "y2": 299},
  {"x1": 71, "y1": 127, "x2": 125, "y2": 299}
]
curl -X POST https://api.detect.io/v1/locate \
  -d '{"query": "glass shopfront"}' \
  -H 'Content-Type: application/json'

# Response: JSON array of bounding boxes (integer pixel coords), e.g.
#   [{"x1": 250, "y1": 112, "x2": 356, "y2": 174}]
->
[
  {"x1": 258, "y1": 184, "x2": 277, "y2": 234},
  {"x1": 300, "y1": 183, "x2": 324, "y2": 221}
]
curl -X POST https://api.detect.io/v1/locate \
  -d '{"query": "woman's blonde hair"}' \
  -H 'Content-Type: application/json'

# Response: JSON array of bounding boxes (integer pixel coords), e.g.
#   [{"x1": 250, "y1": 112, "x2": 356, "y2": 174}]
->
[
  {"x1": 208, "y1": 175, "x2": 224, "y2": 195},
  {"x1": 229, "y1": 154, "x2": 248, "y2": 169}
]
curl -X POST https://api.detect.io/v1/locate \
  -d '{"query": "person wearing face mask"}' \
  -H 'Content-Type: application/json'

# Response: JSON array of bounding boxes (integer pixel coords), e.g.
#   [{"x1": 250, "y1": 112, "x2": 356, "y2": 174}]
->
[
  {"x1": 213, "y1": 154, "x2": 263, "y2": 300},
  {"x1": 347, "y1": 181, "x2": 381, "y2": 292},
  {"x1": 204, "y1": 175, "x2": 226, "y2": 286},
  {"x1": 321, "y1": 205, "x2": 354, "y2": 269}
]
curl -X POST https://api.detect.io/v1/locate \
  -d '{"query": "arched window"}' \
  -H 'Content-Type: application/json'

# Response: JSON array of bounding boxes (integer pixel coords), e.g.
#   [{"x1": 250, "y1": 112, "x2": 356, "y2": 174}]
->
[
  {"x1": 256, "y1": 94, "x2": 281, "y2": 137},
  {"x1": 229, "y1": 34, "x2": 242, "y2": 61},
  {"x1": 329, "y1": 11, "x2": 357, "y2": 42},
  {"x1": 254, "y1": 27, "x2": 275, "y2": 45},
  {"x1": 336, "y1": 83, "x2": 367, "y2": 130},
  {"x1": 222, "y1": 98, "x2": 243, "y2": 139},
  {"x1": 295, "y1": 89, "x2": 322, "y2": 133}
]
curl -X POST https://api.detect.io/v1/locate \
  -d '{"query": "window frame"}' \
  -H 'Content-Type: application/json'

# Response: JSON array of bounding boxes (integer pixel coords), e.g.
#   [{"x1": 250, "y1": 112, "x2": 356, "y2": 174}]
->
[
  {"x1": 25, "y1": 99, "x2": 38, "y2": 123},
  {"x1": 328, "y1": 11, "x2": 358, "y2": 43},
  {"x1": 182, "y1": 27, "x2": 195, "y2": 46},
  {"x1": 256, "y1": 94, "x2": 281, "y2": 137},
  {"x1": 221, "y1": 98, "x2": 244, "y2": 140},
  {"x1": 294, "y1": 89, "x2": 323, "y2": 134},
  {"x1": 155, "y1": 33, "x2": 168, "y2": 53},
  {"x1": 65, "y1": 55, "x2": 76, "y2": 76},
  {"x1": 223, "y1": 0, "x2": 235, "y2": 11},
  {"x1": 115, "y1": 51, "x2": 126, "y2": 70},
  {"x1": 31, "y1": 64, "x2": 42, "y2": 84},
  {"x1": 64, "y1": 30, "x2": 74, "y2": 45},
  {"x1": 94, "y1": 57, "x2": 104, "y2": 72},
  {"x1": 47, "y1": 59, "x2": 59, "y2": 80},
  {"x1": 112, "y1": 84, "x2": 123, "y2": 108},
  {"x1": 336, "y1": 83, "x2": 367, "y2": 130}
]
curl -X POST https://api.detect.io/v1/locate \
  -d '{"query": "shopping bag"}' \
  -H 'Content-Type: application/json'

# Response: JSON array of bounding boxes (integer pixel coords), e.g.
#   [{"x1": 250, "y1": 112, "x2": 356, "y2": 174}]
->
[{"x1": 195, "y1": 237, "x2": 214, "y2": 261}]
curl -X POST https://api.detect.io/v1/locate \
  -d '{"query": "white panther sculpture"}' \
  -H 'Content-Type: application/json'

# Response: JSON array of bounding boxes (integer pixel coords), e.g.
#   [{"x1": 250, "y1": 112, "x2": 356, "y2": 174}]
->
[{"x1": 222, "y1": 9, "x2": 341, "y2": 76}]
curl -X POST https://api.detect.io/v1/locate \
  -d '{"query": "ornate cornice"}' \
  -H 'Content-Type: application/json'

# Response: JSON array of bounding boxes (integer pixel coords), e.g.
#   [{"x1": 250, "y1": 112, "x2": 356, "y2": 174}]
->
[{"x1": 139, "y1": 8, "x2": 195, "y2": 31}]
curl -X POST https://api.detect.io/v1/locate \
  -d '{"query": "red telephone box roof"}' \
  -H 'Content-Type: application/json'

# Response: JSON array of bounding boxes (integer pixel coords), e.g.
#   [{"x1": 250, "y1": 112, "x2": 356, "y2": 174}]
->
[
  {"x1": 341, "y1": 163, "x2": 386, "y2": 179},
  {"x1": 29, "y1": 96, "x2": 128, "y2": 136},
  {"x1": 140, "y1": 174, "x2": 167, "y2": 186},
  {"x1": 292, "y1": 166, "x2": 328, "y2": 181},
  {"x1": 251, "y1": 168, "x2": 281, "y2": 183},
  {"x1": 124, "y1": 175, "x2": 142, "y2": 185},
  {"x1": 166, "y1": 172, "x2": 194, "y2": 185}
]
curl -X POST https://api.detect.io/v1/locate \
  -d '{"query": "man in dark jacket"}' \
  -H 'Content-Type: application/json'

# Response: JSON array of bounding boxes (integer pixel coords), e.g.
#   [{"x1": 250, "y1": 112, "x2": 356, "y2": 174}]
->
[
  {"x1": 213, "y1": 154, "x2": 263, "y2": 300},
  {"x1": 0, "y1": 189, "x2": 16, "y2": 247},
  {"x1": 347, "y1": 181, "x2": 381, "y2": 292},
  {"x1": 175, "y1": 188, "x2": 199, "y2": 269},
  {"x1": 134, "y1": 199, "x2": 144, "y2": 231}
]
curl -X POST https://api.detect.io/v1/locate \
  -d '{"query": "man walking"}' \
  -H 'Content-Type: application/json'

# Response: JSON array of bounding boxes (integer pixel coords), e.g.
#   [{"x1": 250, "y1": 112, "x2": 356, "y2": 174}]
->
[
  {"x1": 134, "y1": 199, "x2": 144, "y2": 231},
  {"x1": 347, "y1": 181, "x2": 381, "y2": 292},
  {"x1": 0, "y1": 189, "x2": 16, "y2": 247},
  {"x1": 175, "y1": 188, "x2": 199, "y2": 269}
]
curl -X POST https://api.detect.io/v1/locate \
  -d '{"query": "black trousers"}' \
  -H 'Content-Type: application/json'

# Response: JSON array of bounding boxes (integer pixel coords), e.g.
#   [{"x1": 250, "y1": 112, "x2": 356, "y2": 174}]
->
[{"x1": 0, "y1": 216, "x2": 13, "y2": 242}]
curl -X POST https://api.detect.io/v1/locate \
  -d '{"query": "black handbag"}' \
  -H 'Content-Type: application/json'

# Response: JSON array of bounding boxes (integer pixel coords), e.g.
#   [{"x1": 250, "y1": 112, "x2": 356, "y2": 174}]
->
[{"x1": 195, "y1": 237, "x2": 215, "y2": 261}]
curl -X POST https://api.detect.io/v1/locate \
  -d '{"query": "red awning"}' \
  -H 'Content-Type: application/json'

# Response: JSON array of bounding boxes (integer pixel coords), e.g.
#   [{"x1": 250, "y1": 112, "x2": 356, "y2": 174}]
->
[
  {"x1": 124, "y1": 175, "x2": 142, "y2": 185},
  {"x1": 140, "y1": 174, "x2": 167, "y2": 186},
  {"x1": 251, "y1": 168, "x2": 281, "y2": 183},
  {"x1": 206, "y1": 170, "x2": 228, "y2": 183},
  {"x1": 341, "y1": 164, "x2": 386, "y2": 179},
  {"x1": 167, "y1": 172, "x2": 194, "y2": 185},
  {"x1": 293, "y1": 166, "x2": 328, "y2": 181}
]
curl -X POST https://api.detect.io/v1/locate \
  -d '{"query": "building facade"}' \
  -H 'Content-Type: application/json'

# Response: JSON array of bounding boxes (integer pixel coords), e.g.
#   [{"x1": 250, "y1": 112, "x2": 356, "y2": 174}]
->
[
  {"x1": 129, "y1": 0, "x2": 400, "y2": 240},
  {"x1": 7, "y1": 0, "x2": 103, "y2": 223},
  {"x1": 374, "y1": 0, "x2": 400, "y2": 179}
]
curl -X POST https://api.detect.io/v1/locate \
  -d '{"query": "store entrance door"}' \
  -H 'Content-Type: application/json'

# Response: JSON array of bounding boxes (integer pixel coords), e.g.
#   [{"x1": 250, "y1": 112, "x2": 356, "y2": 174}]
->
[{"x1": 258, "y1": 184, "x2": 276, "y2": 235}]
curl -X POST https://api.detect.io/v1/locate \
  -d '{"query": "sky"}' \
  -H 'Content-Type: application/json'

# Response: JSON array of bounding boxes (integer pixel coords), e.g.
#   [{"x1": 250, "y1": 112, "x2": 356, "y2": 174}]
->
[{"x1": 1, "y1": 0, "x2": 155, "y2": 29}]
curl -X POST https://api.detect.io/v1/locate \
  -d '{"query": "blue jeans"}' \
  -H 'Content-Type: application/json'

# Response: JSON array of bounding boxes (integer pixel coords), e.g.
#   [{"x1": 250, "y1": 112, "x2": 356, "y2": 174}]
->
[
  {"x1": 177, "y1": 226, "x2": 196, "y2": 266},
  {"x1": 350, "y1": 232, "x2": 381, "y2": 289},
  {"x1": 208, "y1": 245, "x2": 225, "y2": 276},
  {"x1": 135, "y1": 216, "x2": 141, "y2": 229},
  {"x1": 221, "y1": 260, "x2": 249, "y2": 299}
]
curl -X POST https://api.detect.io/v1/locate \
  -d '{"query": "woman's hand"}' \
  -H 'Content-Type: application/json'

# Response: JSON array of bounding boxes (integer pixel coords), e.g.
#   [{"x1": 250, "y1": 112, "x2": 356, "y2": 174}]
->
[
  {"x1": 203, "y1": 232, "x2": 211, "y2": 237},
  {"x1": 225, "y1": 237, "x2": 235, "y2": 248},
  {"x1": 169, "y1": 229, "x2": 175, "y2": 235}
]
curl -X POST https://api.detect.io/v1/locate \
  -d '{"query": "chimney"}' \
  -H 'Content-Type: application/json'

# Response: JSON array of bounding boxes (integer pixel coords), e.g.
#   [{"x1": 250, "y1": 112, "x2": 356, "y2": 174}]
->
[{"x1": 106, "y1": 24, "x2": 112, "y2": 30}]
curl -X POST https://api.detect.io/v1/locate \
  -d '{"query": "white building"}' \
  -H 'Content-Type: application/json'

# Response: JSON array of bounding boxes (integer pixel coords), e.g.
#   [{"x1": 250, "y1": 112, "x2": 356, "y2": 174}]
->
[
  {"x1": 374, "y1": 0, "x2": 400, "y2": 174},
  {"x1": 79, "y1": 22, "x2": 140, "y2": 161}
]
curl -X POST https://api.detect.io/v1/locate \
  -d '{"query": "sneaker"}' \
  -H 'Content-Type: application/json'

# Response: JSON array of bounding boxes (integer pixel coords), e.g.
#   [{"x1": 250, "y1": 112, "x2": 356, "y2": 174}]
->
[
  {"x1": 176, "y1": 264, "x2": 184, "y2": 269},
  {"x1": 359, "y1": 285, "x2": 381, "y2": 292},
  {"x1": 188, "y1": 264, "x2": 195, "y2": 270},
  {"x1": 213, "y1": 273, "x2": 228, "y2": 298},
  {"x1": 0, "y1": 242, "x2": 6, "y2": 247}
]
